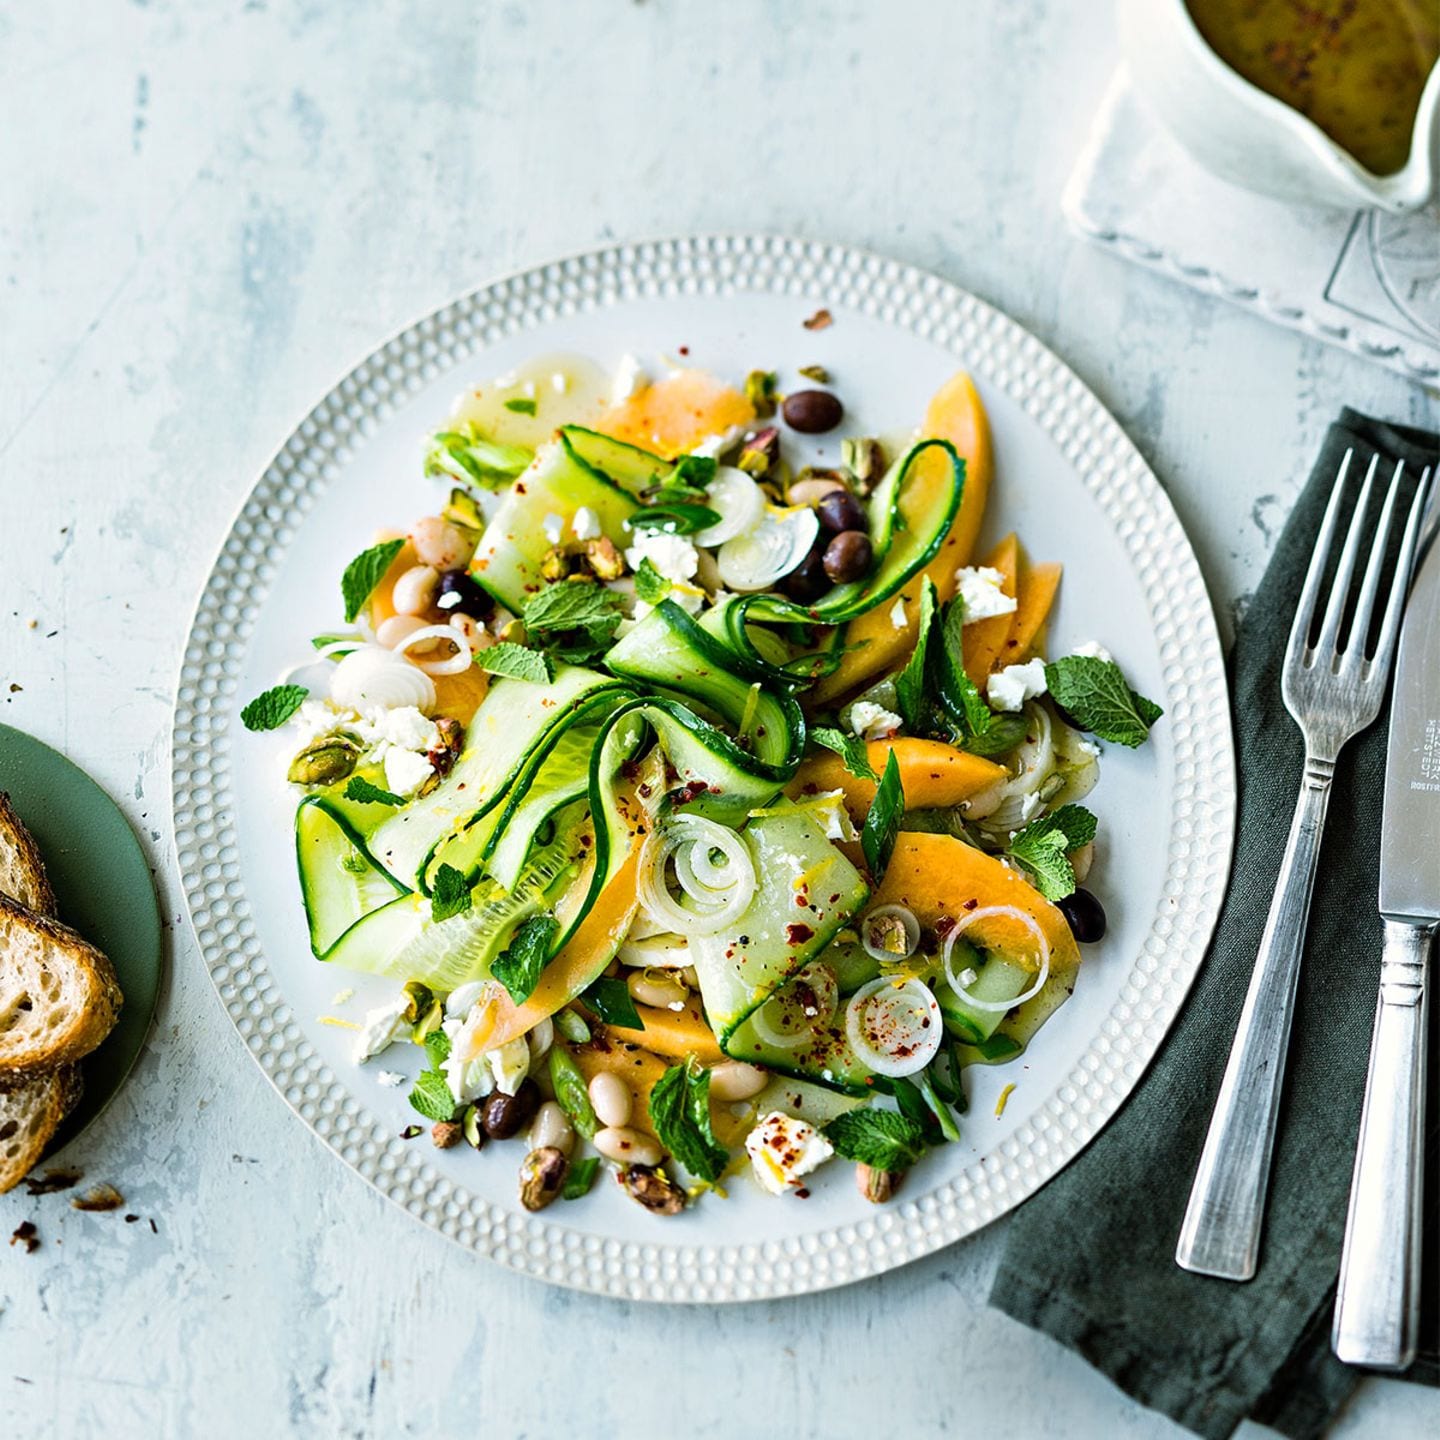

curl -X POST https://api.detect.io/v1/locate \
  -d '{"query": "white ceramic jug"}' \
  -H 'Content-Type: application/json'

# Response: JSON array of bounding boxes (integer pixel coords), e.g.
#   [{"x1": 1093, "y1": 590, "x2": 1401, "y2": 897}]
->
[{"x1": 1117, "y1": 0, "x2": 1440, "y2": 212}]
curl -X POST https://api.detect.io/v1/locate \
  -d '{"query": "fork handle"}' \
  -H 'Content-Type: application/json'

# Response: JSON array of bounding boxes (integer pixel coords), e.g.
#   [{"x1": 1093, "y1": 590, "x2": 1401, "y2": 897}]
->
[
  {"x1": 1332, "y1": 919, "x2": 1432, "y2": 1370},
  {"x1": 1176, "y1": 754, "x2": 1334, "y2": 1280}
]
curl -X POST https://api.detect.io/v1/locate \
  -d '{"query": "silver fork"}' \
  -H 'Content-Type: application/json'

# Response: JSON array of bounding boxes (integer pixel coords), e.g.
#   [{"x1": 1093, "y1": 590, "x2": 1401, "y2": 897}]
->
[{"x1": 1176, "y1": 450, "x2": 1431, "y2": 1281}]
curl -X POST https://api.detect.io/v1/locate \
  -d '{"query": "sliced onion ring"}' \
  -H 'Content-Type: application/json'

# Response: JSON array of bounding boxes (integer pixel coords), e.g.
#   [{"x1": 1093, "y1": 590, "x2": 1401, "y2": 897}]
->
[
  {"x1": 693, "y1": 466, "x2": 766, "y2": 547},
  {"x1": 637, "y1": 817, "x2": 756, "y2": 937},
  {"x1": 328, "y1": 644, "x2": 437, "y2": 713},
  {"x1": 844, "y1": 977, "x2": 943, "y2": 1078},
  {"x1": 861, "y1": 904, "x2": 921, "y2": 963},
  {"x1": 392, "y1": 623, "x2": 473, "y2": 676},
  {"x1": 941, "y1": 905, "x2": 1051, "y2": 1012},
  {"x1": 716, "y1": 505, "x2": 820, "y2": 593}
]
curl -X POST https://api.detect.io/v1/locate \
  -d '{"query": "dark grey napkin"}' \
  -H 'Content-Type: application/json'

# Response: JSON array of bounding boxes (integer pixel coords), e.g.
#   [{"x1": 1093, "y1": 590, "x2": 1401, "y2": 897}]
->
[{"x1": 990, "y1": 408, "x2": 1440, "y2": 1440}]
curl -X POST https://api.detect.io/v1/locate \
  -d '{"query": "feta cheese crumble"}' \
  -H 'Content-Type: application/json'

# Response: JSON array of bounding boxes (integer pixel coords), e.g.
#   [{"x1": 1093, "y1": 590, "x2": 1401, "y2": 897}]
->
[
  {"x1": 1070, "y1": 640, "x2": 1113, "y2": 664},
  {"x1": 542, "y1": 512, "x2": 565, "y2": 546},
  {"x1": 688, "y1": 424, "x2": 746, "y2": 460},
  {"x1": 383, "y1": 746, "x2": 434, "y2": 798},
  {"x1": 955, "y1": 565, "x2": 1017, "y2": 624},
  {"x1": 353, "y1": 995, "x2": 410, "y2": 1063},
  {"x1": 610, "y1": 353, "x2": 648, "y2": 405},
  {"x1": 987, "y1": 658, "x2": 1049, "y2": 713},
  {"x1": 571, "y1": 505, "x2": 601, "y2": 541},
  {"x1": 376, "y1": 1070, "x2": 406, "y2": 1088},
  {"x1": 889, "y1": 596, "x2": 908, "y2": 630},
  {"x1": 849, "y1": 700, "x2": 902, "y2": 742},
  {"x1": 624, "y1": 529, "x2": 700, "y2": 584},
  {"x1": 745, "y1": 1111, "x2": 834, "y2": 1194}
]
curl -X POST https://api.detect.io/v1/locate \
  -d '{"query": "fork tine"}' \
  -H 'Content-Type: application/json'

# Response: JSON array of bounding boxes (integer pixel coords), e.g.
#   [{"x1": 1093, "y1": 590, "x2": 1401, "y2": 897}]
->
[
  {"x1": 1287, "y1": 449, "x2": 1353, "y2": 666},
  {"x1": 1341, "y1": 458, "x2": 1405, "y2": 666},
  {"x1": 1368, "y1": 466, "x2": 1434, "y2": 679},
  {"x1": 1313, "y1": 451, "x2": 1379, "y2": 659}
]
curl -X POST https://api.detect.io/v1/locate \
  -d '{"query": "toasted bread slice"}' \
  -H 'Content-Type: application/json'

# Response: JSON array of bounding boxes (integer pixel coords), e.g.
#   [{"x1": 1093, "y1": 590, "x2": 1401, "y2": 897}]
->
[
  {"x1": 0, "y1": 793, "x2": 57, "y2": 917},
  {"x1": 0, "y1": 895, "x2": 122, "y2": 1079},
  {"x1": 0, "y1": 1065, "x2": 83, "y2": 1194}
]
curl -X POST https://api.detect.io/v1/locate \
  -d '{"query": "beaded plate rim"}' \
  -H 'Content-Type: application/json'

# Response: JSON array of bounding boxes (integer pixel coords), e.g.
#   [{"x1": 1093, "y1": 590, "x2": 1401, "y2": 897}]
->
[{"x1": 172, "y1": 235, "x2": 1236, "y2": 1302}]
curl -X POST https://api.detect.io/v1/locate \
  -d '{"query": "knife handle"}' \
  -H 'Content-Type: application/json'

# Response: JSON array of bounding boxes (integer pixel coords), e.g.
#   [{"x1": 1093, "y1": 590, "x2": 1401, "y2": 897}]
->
[{"x1": 1332, "y1": 919, "x2": 1432, "y2": 1370}]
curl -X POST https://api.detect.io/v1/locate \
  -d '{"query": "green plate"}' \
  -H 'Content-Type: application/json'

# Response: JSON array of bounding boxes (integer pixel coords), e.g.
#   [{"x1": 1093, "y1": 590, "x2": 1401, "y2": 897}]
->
[{"x1": 0, "y1": 724, "x2": 163, "y2": 1155}]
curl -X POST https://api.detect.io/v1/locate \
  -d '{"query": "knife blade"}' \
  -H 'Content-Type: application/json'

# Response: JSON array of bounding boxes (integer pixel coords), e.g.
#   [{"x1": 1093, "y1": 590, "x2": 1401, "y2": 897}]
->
[{"x1": 1379, "y1": 508, "x2": 1440, "y2": 922}]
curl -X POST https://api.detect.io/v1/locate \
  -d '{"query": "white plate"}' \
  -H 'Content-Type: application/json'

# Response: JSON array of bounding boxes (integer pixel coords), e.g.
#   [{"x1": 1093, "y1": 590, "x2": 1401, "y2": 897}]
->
[{"x1": 172, "y1": 236, "x2": 1236, "y2": 1301}]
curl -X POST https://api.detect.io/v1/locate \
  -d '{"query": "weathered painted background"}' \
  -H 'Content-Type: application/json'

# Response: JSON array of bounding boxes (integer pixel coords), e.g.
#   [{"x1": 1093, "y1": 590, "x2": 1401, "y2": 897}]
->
[{"x1": 1, "y1": 2, "x2": 1435, "y2": 1436}]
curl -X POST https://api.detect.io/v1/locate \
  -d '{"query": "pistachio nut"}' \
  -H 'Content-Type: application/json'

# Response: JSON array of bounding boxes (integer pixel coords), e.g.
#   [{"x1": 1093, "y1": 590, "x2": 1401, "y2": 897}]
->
[
  {"x1": 743, "y1": 369, "x2": 778, "y2": 419},
  {"x1": 841, "y1": 437, "x2": 887, "y2": 493},
  {"x1": 620, "y1": 1164, "x2": 686, "y2": 1216},
  {"x1": 287, "y1": 734, "x2": 361, "y2": 787},
  {"x1": 856, "y1": 1163, "x2": 902, "y2": 1204},
  {"x1": 737, "y1": 425, "x2": 780, "y2": 479},
  {"x1": 431, "y1": 1120, "x2": 463, "y2": 1150},
  {"x1": 518, "y1": 1146, "x2": 569, "y2": 1212},
  {"x1": 400, "y1": 980, "x2": 434, "y2": 1026},
  {"x1": 584, "y1": 536, "x2": 626, "y2": 581}
]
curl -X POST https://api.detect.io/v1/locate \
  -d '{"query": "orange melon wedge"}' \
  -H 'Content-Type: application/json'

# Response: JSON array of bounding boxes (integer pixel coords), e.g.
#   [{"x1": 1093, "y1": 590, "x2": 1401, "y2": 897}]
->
[
  {"x1": 787, "y1": 737, "x2": 1004, "y2": 824},
  {"x1": 811, "y1": 371, "x2": 992, "y2": 704},
  {"x1": 962, "y1": 533, "x2": 1020, "y2": 685}
]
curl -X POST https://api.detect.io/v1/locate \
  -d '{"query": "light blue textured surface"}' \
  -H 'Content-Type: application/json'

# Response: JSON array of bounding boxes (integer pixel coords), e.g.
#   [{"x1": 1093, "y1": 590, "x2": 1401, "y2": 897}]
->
[{"x1": 0, "y1": 2, "x2": 1435, "y2": 1436}]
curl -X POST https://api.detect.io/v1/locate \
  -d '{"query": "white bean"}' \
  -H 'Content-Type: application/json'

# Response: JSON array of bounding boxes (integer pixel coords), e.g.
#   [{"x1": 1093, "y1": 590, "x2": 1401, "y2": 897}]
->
[
  {"x1": 707, "y1": 1061, "x2": 769, "y2": 1102},
  {"x1": 627, "y1": 968, "x2": 688, "y2": 1011},
  {"x1": 529, "y1": 1100, "x2": 575, "y2": 1156},
  {"x1": 788, "y1": 476, "x2": 846, "y2": 506},
  {"x1": 587, "y1": 1071, "x2": 633, "y2": 1128},
  {"x1": 1070, "y1": 841, "x2": 1095, "y2": 885},
  {"x1": 410, "y1": 515, "x2": 476, "y2": 570},
  {"x1": 593, "y1": 1126, "x2": 662, "y2": 1167},
  {"x1": 375, "y1": 614, "x2": 428, "y2": 648},
  {"x1": 527, "y1": 1016, "x2": 554, "y2": 1063},
  {"x1": 391, "y1": 564, "x2": 440, "y2": 616},
  {"x1": 448, "y1": 612, "x2": 492, "y2": 651}
]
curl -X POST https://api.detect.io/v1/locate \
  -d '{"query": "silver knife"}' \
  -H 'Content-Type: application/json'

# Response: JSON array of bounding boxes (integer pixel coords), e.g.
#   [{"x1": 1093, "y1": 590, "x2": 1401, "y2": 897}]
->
[{"x1": 1333, "y1": 483, "x2": 1439, "y2": 1370}]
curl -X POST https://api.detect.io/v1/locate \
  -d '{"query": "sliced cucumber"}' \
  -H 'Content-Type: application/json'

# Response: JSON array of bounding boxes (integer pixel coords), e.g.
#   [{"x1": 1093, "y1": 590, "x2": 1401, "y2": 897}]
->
[
  {"x1": 469, "y1": 440, "x2": 637, "y2": 611},
  {"x1": 323, "y1": 831, "x2": 584, "y2": 991},
  {"x1": 560, "y1": 425, "x2": 670, "y2": 497},
  {"x1": 723, "y1": 1012, "x2": 876, "y2": 1097},
  {"x1": 366, "y1": 665, "x2": 628, "y2": 890},
  {"x1": 605, "y1": 600, "x2": 803, "y2": 777},
  {"x1": 749, "y1": 1075, "x2": 869, "y2": 1125},
  {"x1": 935, "y1": 944, "x2": 1033, "y2": 1044},
  {"x1": 295, "y1": 797, "x2": 409, "y2": 958},
  {"x1": 689, "y1": 810, "x2": 869, "y2": 1041}
]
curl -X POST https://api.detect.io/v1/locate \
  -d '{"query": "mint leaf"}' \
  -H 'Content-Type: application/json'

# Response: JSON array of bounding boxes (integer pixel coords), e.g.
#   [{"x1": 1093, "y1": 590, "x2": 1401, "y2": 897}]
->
[
  {"x1": 895, "y1": 578, "x2": 938, "y2": 732},
  {"x1": 582, "y1": 976, "x2": 644, "y2": 1030},
  {"x1": 240, "y1": 684, "x2": 309, "y2": 732},
  {"x1": 861, "y1": 748, "x2": 904, "y2": 880},
  {"x1": 430, "y1": 863, "x2": 472, "y2": 922},
  {"x1": 344, "y1": 775, "x2": 405, "y2": 806},
  {"x1": 549, "y1": 1045, "x2": 598, "y2": 1139},
  {"x1": 962, "y1": 711, "x2": 1029, "y2": 757},
  {"x1": 341, "y1": 539, "x2": 404, "y2": 623},
  {"x1": 521, "y1": 582, "x2": 626, "y2": 664},
  {"x1": 423, "y1": 423, "x2": 532, "y2": 491},
  {"x1": 665, "y1": 454, "x2": 718, "y2": 494},
  {"x1": 408, "y1": 1070, "x2": 456, "y2": 1122},
  {"x1": 1044, "y1": 657, "x2": 1162, "y2": 747},
  {"x1": 627, "y1": 503, "x2": 721, "y2": 535},
  {"x1": 1007, "y1": 804, "x2": 1098, "y2": 901},
  {"x1": 310, "y1": 632, "x2": 360, "y2": 653},
  {"x1": 562, "y1": 1156, "x2": 602, "y2": 1199},
  {"x1": 810, "y1": 726, "x2": 879, "y2": 782},
  {"x1": 423, "y1": 1027, "x2": 452, "y2": 1070},
  {"x1": 490, "y1": 914, "x2": 558, "y2": 1005},
  {"x1": 823, "y1": 1109, "x2": 928, "y2": 1170},
  {"x1": 649, "y1": 1057, "x2": 727, "y2": 1183},
  {"x1": 478, "y1": 641, "x2": 553, "y2": 685},
  {"x1": 503, "y1": 397, "x2": 537, "y2": 416},
  {"x1": 633, "y1": 557, "x2": 672, "y2": 605}
]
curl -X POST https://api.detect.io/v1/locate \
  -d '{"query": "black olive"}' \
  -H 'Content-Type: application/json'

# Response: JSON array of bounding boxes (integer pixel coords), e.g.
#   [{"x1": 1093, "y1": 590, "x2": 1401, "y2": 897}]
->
[
  {"x1": 781, "y1": 389, "x2": 844, "y2": 434},
  {"x1": 436, "y1": 568, "x2": 494, "y2": 619},
  {"x1": 816, "y1": 487, "x2": 867, "y2": 534},
  {"x1": 823, "y1": 530, "x2": 873, "y2": 584},
  {"x1": 1057, "y1": 888, "x2": 1107, "y2": 943},
  {"x1": 481, "y1": 1079, "x2": 540, "y2": 1139},
  {"x1": 782, "y1": 544, "x2": 832, "y2": 601}
]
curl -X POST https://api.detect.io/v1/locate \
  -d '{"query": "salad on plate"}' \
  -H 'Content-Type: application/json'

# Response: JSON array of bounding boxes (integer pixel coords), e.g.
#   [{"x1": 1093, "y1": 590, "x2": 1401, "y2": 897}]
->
[{"x1": 241, "y1": 348, "x2": 1162, "y2": 1216}]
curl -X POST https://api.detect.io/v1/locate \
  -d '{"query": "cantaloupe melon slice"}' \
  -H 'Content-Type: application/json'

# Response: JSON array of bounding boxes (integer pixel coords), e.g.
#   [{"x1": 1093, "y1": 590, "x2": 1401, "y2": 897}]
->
[
  {"x1": 787, "y1": 737, "x2": 1004, "y2": 824},
  {"x1": 962, "y1": 533, "x2": 1019, "y2": 685},
  {"x1": 812, "y1": 371, "x2": 992, "y2": 704}
]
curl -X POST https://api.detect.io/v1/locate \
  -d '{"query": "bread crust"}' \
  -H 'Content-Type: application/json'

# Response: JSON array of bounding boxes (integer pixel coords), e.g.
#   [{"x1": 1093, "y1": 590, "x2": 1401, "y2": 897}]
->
[
  {"x1": 0, "y1": 894, "x2": 123, "y2": 1078},
  {"x1": 0, "y1": 792, "x2": 57, "y2": 917},
  {"x1": 0, "y1": 1064, "x2": 82, "y2": 1194}
]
